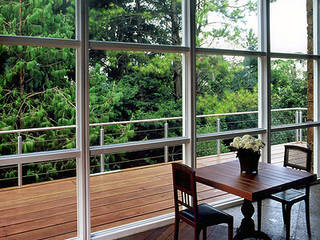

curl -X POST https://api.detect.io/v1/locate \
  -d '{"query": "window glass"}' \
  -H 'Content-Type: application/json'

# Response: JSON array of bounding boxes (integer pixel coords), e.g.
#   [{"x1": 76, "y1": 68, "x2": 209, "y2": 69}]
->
[
  {"x1": 196, "y1": 55, "x2": 258, "y2": 133},
  {"x1": 271, "y1": 130, "x2": 308, "y2": 166},
  {"x1": 270, "y1": 0, "x2": 308, "y2": 54},
  {"x1": 88, "y1": 50, "x2": 182, "y2": 172},
  {"x1": 196, "y1": 0, "x2": 258, "y2": 50},
  {"x1": 196, "y1": 55, "x2": 258, "y2": 160},
  {"x1": 89, "y1": 0, "x2": 182, "y2": 45},
  {"x1": 271, "y1": 58, "x2": 310, "y2": 126},
  {"x1": 0, "y1": 45, "x2": 76, "y2": 155},
  {"x1": 0, "y1": 45, "x2": 76, "y2": 196},
  {"x1": 0, "y1": 158, "x2": 77, "y2": 239},
  {"x1": 0, "y1": 0, "x2": 75, "y2": 39}
]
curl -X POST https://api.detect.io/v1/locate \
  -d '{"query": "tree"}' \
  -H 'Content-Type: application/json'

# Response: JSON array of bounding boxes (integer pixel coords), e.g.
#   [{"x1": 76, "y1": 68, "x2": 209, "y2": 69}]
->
[{"x1": 196, "y1": 0, "x2": 256, "y2": 47}]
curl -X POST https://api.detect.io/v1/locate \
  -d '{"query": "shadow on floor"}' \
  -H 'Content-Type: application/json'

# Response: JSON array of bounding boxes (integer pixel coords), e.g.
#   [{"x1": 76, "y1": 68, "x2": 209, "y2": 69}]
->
[{"x1": 119, "y1": 184, "x2": 320, "y2": 240}]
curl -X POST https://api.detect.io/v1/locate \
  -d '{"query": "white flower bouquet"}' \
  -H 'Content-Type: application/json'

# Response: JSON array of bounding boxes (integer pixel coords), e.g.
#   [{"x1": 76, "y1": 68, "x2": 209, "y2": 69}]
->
[
  {"x1": 230, "y1": 135, "x2": 265, "y2": 153},
  {"x1": 230, "y1": 135, "x2": 265, "y2": 174}
]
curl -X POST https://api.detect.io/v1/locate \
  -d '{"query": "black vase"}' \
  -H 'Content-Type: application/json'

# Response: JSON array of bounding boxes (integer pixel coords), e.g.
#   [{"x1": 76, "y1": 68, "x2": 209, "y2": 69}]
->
[{"x1": 237, "y1": 149, "x2": 260, "y2": 174}]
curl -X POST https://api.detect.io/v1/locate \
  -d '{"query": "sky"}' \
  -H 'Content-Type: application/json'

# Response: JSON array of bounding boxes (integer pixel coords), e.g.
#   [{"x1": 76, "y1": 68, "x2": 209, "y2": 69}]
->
[
  {"x1": 206, "y1": 0, "x2": 308, "y2": 53},
  {"x1": 247, "y1": 0, "x2": 307, "y2": 53},
  {"x1": 270, "y1": 0, "x2": 307, "y2": 53}
]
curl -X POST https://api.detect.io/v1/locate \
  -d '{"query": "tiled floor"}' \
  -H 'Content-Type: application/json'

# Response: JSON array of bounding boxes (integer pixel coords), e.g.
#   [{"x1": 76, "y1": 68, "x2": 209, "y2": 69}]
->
[
  {"x1": 120, "y1": 183, "x2": 320, "y2": 240},
  {"x1": 225, "y1": 184, "x2": 320, "y2": 240}
]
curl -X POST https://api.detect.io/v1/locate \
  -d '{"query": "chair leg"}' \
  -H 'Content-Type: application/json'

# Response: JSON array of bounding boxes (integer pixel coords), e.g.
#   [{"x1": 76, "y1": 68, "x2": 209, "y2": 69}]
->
[
  {"x1": 194, "y1": 227, "x2": 200, "y2": 240},
  {"x1": 202, "y1": 227, "x2": 207, "y2": 240},
  {"x1": 174, "y1": 218, "x2": 180, "y2": 240},
  {"x1": 282, "y1": 203, "x2": 287, "y2": 225},
  {"x1": 305, "y1": 197, "x2": 311, "y2": 237},
  {"x1": 284, "y1": 204, "x2": 292, "y2": 240},
  {"x1": 228, "y1": 220, "x2": 234, "y2": 240},
  {"x1": 257, "y1": 200, "x2": 262, "y2": 231}
]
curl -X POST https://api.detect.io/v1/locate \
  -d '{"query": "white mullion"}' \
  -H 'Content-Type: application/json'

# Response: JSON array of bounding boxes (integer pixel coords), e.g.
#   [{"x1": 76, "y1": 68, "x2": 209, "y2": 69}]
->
[
  {"x1": 182, "y1": 0, "x2": 196, "y2": 168},
  {"x1": 314, "y1": 0, "x2": 320, "y2": 175},
  {"x1": 258, "y1": 0, "x2": 271, "y2": 163},
  {"x1": 76, "y1": 0, "x2": 90, "y2": 239}
]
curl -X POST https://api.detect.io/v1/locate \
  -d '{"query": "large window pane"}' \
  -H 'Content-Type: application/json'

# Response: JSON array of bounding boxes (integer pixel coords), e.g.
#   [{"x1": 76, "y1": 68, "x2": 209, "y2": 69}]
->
[
  {"x1": 89, "y1": 0, "x2": 182, "y2": 45},
  {"x1": 195, "y1": 55, "x2": 258, "y2": 164},
  {"x1": 196, "y1": 55, "x2": 258, "y2": 133},
  {"x1": 270, "y1": 0, "x2": 308, "y2": 54},
  {"x1": 89, "y1": 50, "x2": 182, "y2": 171},
  {"x1": 0, "y1": 45, "x2": 76, "y2": 190},
  {"x1": 0, "y1": 158, "x2": 77, "y2": 239},
  {"x1": 271, "y1": 130, "x2": 308, "y2": 166},
  {"x1": 196, "y1": 0, "x2": 258, "y2": 50},
  {"x1": 0, "y1": 45, "x2": 76, "y2": 155},
  {"x1": 0, "y1": 0, "x2": 75, "y2": 39},
  {"x1": 271, "y1": 58, "x2": 310, "y2": 126}
]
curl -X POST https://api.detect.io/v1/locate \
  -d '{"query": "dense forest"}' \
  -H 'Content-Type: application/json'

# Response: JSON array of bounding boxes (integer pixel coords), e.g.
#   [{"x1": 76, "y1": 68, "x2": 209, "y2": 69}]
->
[{"x1": 0, "y1": 0, "x2": 308, "y2": 187}]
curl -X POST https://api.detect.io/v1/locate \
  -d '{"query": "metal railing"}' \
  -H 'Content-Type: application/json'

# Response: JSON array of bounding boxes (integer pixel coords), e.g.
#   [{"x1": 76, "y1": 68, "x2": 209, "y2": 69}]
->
[{"x1": 0, "y1": 107, "x2": 307, "y2": 186}]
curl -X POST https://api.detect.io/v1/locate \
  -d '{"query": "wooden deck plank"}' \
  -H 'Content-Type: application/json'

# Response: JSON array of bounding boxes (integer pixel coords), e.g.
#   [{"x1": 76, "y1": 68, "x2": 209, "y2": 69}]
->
[{"x1": 0, "y1": 142, "x2": 302, "y2": 239}]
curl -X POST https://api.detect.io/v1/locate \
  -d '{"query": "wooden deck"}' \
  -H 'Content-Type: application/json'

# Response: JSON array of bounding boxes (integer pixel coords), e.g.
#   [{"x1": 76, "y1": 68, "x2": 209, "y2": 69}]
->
[{"x1": 0, "y1": 143, "x2": 303, "y2": 239}]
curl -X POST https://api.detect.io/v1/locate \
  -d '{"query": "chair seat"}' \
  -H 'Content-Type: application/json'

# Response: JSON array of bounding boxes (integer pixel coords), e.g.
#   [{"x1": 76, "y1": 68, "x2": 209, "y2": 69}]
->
[
  {"x1": 181, "y1": 203, "x2": 233, "y2": 226},
  {"x1": 270, "y1": 188, "x2": 306, "y2": 203}
]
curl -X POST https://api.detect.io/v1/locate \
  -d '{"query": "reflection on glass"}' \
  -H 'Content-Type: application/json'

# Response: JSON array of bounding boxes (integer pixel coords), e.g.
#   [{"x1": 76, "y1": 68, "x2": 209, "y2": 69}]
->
[
  {"x1": 89, "y1": 0, "x2": 182, "y2": 45},
  {"x1": 0, "y1": 0, "x2": 75, "y2": 38}
]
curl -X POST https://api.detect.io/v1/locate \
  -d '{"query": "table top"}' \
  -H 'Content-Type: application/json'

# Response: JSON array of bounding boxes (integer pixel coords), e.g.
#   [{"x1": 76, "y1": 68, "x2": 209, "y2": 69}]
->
[{"x1": 196, "y1": 160, "x2": 317, "y2": 201}]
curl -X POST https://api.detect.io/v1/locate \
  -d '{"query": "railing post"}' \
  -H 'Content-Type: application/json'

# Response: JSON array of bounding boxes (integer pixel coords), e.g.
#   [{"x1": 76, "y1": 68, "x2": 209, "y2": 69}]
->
[
  {"x1": 217, "y1": 118, "x2": 221, "y2": 154},
  {"x1": 164, "y1": 122, "x2": 168, "y2": 163},
  {"x1": 17, "y1": 135, "x2": 22, "y2": 186},
  {"x1": 296, "y1": 110, "x2": 299, "y2": 141},
  {"x1": 299, "y1": 110, "x2": 303, "y2": 142},
  {"x1": 100, "y1": 128, "x2": 105, "y2": 172}
]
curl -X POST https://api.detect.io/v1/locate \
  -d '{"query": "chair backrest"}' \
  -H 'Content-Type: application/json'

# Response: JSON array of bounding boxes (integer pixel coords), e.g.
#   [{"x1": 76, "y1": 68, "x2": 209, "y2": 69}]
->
[
  {"x1": 172, "y1": 163, "x2": 198, "y2": 220},
  {"x1": 284, "y1": 145, "x2": 312, "y2": 172}
]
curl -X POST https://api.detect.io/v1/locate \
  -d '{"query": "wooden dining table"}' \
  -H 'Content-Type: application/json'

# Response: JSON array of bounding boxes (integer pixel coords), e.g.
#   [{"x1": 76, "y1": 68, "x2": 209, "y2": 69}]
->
[{"x1": 196, "y1": 160, "x2": 317, "y2": 240}]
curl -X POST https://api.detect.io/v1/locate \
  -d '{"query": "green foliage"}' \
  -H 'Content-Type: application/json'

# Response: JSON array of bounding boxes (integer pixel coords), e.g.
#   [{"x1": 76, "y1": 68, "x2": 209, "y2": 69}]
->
[
  {"x1": 197, "y1": 55, "x2": 234, "y2": 96},
  {"x1": 196, "y1": 0, "x2": 256, "y2": 47},
  {"x1": 271, "y1": 59, "x2": 307, "y2": 108}
]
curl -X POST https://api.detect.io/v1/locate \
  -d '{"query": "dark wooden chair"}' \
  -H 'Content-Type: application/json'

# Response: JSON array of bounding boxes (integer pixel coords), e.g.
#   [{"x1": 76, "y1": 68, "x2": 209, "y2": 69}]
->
[
  {"x1": 257, "y1": 145, "x2": 312, "y2": 240},
  {"x1": 172, "y1": 162, "x2": 233, "y2": 240}
]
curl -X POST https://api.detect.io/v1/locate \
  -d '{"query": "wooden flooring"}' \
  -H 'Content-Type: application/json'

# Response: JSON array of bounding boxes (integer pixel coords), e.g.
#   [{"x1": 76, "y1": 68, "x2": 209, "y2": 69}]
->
[{"x1": 0, "y1": 143, "x2": 302, "y2": 239}]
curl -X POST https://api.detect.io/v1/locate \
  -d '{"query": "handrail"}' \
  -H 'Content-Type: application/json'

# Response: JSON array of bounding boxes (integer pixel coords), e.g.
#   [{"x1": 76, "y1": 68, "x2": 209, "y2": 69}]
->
[{"x1": 0, "y1": 107, "x2": 307, "y2": 135}]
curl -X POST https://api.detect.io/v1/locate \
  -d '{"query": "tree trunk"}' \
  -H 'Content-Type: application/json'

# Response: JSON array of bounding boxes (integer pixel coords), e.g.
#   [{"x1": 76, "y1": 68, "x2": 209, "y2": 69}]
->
[
  {"x1": 135, "y1": 0, "x2": 142, "y2": 43},
  {"x1": 306, "y1": 0, "x2": 313, "y2": 170},
  {"x1": 19, "y1": 0, "x2": 24, "y2": 129},
  {"x1": 171, "y1": 0, "x2": 182, "y2": 98}
]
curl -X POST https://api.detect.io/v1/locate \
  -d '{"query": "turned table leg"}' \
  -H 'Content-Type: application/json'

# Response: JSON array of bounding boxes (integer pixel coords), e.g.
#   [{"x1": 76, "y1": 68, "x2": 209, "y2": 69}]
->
[{"x1": 233, "y1": 199, "x2": 271, "y2": 240}]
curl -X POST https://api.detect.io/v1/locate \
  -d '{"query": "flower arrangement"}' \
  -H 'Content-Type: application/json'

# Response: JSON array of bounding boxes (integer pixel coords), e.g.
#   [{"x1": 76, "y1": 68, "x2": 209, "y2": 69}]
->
[
  {"x1": 230, "y1": 135, "x2": 265, "y2": 174},
  {"x1": 230, "y1": 135, "x2": 265, "y2": 153}
]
